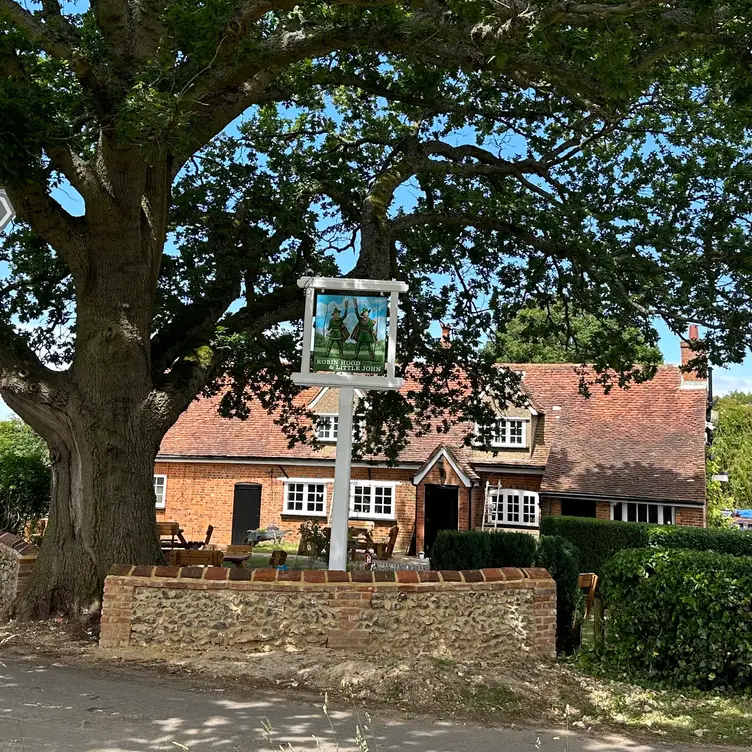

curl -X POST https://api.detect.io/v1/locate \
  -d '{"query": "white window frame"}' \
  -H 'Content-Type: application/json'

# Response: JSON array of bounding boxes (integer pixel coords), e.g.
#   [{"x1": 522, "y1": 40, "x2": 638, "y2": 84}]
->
[
  {"x1": 283, "y1": 480, "x2": 328, "y2": 517},
  {"x1": 475, "y1": 418, "x2": 528, "y2": 448},
  {"x1": 349, "y1": 480, "x2": 398, "y2": 521},
  {"x1": 611, "y1": 502, "x2": 674, "y2": 525},
  {"x1": 315, "y1": 414, "x2": 339, "y2": 442},
  {"x1": 154, "y1": 474, "x2": 167, "y2": 509},
  {"x1": 486, "y1": 489, "x2": 539, "y2": 527},
  {"x1": 315, "y1": 414, "x2": 368, "y2": 443}
]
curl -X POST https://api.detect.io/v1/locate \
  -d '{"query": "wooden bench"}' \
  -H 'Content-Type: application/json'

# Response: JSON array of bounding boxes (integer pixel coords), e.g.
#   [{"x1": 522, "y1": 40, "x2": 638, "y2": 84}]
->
[
  {"x1": 166, "y1": 549, "x2": 224, "y2": 567},
  {"x1": 157, "y1": 521, "x2": 189, "y2": 549}
]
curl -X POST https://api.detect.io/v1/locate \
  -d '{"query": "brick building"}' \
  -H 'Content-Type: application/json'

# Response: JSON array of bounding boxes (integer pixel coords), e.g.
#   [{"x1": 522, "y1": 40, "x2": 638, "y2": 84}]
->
[{"x1": 154, "y1": 336, "x2": 708, "y2": 553}]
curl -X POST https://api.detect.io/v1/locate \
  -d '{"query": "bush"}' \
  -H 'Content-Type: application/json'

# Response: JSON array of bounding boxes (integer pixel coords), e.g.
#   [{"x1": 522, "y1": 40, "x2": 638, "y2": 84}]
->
[
  {"x1": 602, "y1": 548, "x2": 752, "y2": 689},
  {"x1": 648, "y1": 525, "x2": 752, "y2": 557},
  {"x1": 430, "y1": 530, "x2": 536, "y2": 570},
  {"x1": 541, "y1": 515, "x2": 752, "y2": 577},
  {"x1": 540, "y1": 516, "x2": 649, "y2": 576},
  {"x1": 0, "y1": 420, "x2": 50, "y2": 535},
  {"x1": 534, "y1": 536, "x2": 582, "y2": 654}
]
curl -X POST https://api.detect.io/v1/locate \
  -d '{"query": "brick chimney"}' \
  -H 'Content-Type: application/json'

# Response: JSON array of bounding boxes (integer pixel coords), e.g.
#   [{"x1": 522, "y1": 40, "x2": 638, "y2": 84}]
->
[
  {"x1": 680, "y1": 324, "x2": 707, "y2": 386},
  {"x1": 440, "y1": 321, "x2": 452, "y2": 348}
]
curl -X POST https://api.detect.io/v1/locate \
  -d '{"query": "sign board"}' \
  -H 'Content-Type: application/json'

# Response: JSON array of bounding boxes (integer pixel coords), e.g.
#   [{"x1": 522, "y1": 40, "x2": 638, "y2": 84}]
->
[
  {"x1": 0, "y1": 189, "x2": 15, "y2": 233},
  {"x1": 313, "y1": 292, "x2": 388, "y2": 374},
  {"x1": 293, "y1": 276, "x2": 408, "y2": 391},
  {"x1": 292, "y1": 276, "x2": 408, "y2": 572}
]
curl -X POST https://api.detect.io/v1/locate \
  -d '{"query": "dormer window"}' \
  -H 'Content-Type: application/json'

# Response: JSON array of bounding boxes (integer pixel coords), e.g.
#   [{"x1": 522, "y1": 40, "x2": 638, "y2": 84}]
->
[
  {"x1": 315, "y1": 415, "x2": 339, "y2": 442},
  {"x1": 476, "y1": 418, "x2": 528, "y2": 448}
]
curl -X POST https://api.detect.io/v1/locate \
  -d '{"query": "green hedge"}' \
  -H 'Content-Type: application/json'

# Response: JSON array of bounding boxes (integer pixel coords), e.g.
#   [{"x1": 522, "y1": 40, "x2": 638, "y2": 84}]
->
[
  {"x1": 534, "y1": 536, "x2": 582, "y2": 654},
  {"x1": 430, "y1": 530, "x2": 537, "y2": 570},
  {"x1": 540, "y1": 515, "x2": 752, "y2": 577},
  {"x1": 539, "y1": 516, "x2": 649, "y2": 576},
  {"x1": 602, "y1": 548, "x2": 752, "y2": 689}
]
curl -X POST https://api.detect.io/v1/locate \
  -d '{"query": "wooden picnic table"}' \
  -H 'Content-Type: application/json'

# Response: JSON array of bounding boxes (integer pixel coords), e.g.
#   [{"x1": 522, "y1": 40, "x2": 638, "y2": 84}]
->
[{"x1": 157, "y1": 521, "x2": 189, "y2": 549}]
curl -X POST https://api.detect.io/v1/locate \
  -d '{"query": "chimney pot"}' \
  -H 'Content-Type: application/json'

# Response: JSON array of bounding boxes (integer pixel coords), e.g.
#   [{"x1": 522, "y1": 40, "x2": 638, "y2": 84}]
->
[
  {"x1": 439, "y1": 321, "x2": 452, "y2": 347},
  {"x1": 680, "y1": 324, "x2": 706, "y2": 383}
]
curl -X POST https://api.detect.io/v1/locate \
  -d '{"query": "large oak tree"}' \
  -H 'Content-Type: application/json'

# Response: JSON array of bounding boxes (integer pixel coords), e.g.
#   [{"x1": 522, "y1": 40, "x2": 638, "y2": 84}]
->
[{"x1": 0, "y1": 0, "x2": 742, "y2": 618}]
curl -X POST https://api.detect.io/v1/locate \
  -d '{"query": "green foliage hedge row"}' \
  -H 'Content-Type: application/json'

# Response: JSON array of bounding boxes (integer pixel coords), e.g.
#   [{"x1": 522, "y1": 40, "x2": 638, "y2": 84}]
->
[
  {"x1": 540, "y1": 515, "x2": 752, "y2": 576},
  {"x1": 602, "y1": 548, "x2": 752, "y2": 689},
  {"x1": 430, "y1": 530, "x2": 537, "y2": 570},
  {"x1": 534, "y1": 536, "x2": 582, "y2": 654}
]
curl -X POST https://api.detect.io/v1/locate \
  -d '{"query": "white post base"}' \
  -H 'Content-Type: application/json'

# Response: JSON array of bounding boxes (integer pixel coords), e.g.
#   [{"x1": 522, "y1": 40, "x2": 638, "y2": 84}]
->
[{"x1": 328, "y1": 386, "x2": 355, "y2": 571}]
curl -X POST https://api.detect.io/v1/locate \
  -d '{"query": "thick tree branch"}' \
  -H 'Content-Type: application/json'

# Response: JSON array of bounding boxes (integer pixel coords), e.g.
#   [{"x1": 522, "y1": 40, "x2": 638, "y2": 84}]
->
[
  {"x1": 0, "y1": 323, "x2": 68, "y2": 408},
  {"x1": 150, "y1": 274, "x2": 243, "y2": 376},
  {"x1": 90, "y1": 0, "x2": 131, "y2": 59},
  {"x1": 6, "y1": 182, "x2": 88, "y2": 277}
]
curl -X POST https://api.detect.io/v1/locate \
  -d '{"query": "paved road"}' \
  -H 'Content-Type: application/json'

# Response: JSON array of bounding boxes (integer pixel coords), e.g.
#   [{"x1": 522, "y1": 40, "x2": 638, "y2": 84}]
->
[{"x1": 0, "y1": 657, "x2": 729, "y2": 752}]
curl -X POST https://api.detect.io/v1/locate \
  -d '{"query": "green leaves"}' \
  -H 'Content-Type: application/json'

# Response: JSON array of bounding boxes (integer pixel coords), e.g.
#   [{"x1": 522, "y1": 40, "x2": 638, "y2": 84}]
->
[
  {"x1": 601, "y1": 548, "x2": 752, "y2": 689},
  {"x1": 0, "y1": 420, "x2": 49, "y2": 535}
]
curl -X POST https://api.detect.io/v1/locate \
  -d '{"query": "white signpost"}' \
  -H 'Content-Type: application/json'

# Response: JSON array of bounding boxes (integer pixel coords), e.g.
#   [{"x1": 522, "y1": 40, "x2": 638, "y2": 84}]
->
[
  {"x1": 0, "y1": 189, "x2": 15, "y2": 233},
  {"x1": 292, "y1": 276, "x2": 409, "y2": 571}
]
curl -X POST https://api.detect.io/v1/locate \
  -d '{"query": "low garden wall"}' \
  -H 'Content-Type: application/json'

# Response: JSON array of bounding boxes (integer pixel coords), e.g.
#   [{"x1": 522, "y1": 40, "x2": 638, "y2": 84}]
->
[
  {"x1": 0, "y1": 532, "x2": 38, "y2": 616},
  {"x1": 100, "y1": 565, "x2": 556, "y2": 659}
]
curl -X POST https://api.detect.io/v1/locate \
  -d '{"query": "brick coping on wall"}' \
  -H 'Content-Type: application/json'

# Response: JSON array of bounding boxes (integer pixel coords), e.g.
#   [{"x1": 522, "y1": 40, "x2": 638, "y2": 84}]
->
[
  {"x1": 105, "y1": 564, "x2": 553, "y2": 585},
  {"x1": 0, "y1": 531, "x2": 38, "y2": 558}
]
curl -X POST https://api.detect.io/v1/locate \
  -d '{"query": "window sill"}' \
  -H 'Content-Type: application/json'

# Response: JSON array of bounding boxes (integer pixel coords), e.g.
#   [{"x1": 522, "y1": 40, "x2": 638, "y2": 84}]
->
[
  {"x1": 282, "y1": 511, "x2": 327, "y2": 518},
  {"x1": 486, "y1": 521, "x2": 539, "y2": 529}
]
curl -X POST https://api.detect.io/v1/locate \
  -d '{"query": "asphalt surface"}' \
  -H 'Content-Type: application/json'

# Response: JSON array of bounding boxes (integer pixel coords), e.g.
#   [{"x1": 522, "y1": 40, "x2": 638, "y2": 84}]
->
[{"x1": 0, "y1": 657, "x2": 733, "y2": 752}]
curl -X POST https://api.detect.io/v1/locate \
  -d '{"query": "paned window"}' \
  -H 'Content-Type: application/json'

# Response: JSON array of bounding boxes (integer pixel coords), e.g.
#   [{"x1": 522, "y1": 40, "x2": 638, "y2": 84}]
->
[
  {"x1": 284, "y1": 482, "x2": 327, "y2": 516},
  {"x1": 486, "y1": 489, "x2": 539, "y2": 527},
  {"x1": 154, "y1": 475, "x2": 167, "y2": 509}
]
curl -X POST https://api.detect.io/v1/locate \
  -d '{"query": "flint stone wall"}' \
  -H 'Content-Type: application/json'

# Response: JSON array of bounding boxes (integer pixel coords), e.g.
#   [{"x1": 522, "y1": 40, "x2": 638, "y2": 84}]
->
[{"x1": 100, "y1": 566, "x2": 556, "y2": 659}]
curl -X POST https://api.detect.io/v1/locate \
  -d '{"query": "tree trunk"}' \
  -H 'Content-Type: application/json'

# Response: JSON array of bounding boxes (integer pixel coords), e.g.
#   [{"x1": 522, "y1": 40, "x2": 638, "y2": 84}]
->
[
  {"x1": 7, "y1": 384, "x2": 165, "y2": 622},
  {"x1": 7, "y1": 166, "x2": 173, "y2": 621}
]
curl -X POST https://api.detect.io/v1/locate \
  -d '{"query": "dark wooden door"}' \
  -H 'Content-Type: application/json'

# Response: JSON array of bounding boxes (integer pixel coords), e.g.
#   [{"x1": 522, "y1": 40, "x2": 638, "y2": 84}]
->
[
  {"x1": 424, "y1": 484, "x2": 459, "y2": 555},
  {"x1": 232, "y1": 484, "x2": 262, "y2": 545}
]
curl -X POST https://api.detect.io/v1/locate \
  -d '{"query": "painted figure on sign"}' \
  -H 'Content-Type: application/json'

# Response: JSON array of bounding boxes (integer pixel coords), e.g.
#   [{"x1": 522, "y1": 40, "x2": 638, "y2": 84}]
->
[
  {"x1": 351, "y1": 297, "x2": 377, "y2": 360},
  {"x1": 325, "y1": 301, "x2": 351, "y2": 357}
]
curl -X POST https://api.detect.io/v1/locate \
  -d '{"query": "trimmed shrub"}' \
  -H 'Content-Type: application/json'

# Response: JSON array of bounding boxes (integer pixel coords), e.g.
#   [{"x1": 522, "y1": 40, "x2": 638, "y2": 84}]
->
[
  {"x1": 541, "y1": 515, "x2": 752, "y2": 577},
  {"x1": 648, "y1": 525, "x2": 752, "y2": 557},
  {"x1": 430, "y1": 530, "x2": 536, "y2": 570},
  {"x1": 540, "y1": 516, "x2": 649, "y2": 576},
  {"x1": 602, "y1": 548, "x2": 752, "y2": 689},
  {"x1": 534, "y1": 536, "x2": 582, "y2": 654}
]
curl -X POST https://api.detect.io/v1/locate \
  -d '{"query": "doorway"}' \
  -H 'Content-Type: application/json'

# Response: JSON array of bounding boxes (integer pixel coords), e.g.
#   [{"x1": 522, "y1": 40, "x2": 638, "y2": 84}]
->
[
  {"x1": 423, "y1": 484, "x2": 459, "y2": 555},
  {"x1": 232, "y1": 483, "x2": 262, "y2": 545}
]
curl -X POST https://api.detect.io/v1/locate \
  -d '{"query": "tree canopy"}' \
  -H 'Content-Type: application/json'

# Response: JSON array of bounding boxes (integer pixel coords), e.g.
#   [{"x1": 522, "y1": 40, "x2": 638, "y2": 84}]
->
[
  {"x1": 708, "y1": 392, "x2": 752, "y2": 514},
  {"x1": 485, "y1": 303, "x2": 664, "y2": 366},
  {"x1": 0, "y1": 0, "x2": 750, "y2": 616}
]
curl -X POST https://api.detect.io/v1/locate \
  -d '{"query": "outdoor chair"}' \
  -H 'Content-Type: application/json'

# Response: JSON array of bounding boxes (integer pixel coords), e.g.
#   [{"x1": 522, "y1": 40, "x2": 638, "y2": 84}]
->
[
  {"x1": 186, "y1": 524, "x2": 214, "y2": 550},
  {"x1": 375, "y1": 525, "x2": 399, "y2": 561}
]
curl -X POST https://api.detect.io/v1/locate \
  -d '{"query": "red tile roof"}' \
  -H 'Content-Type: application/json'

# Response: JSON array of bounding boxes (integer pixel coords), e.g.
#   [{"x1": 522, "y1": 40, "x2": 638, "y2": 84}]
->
[{"x1": 158, "y1": 364, "x2": 707, "y2": 505}]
